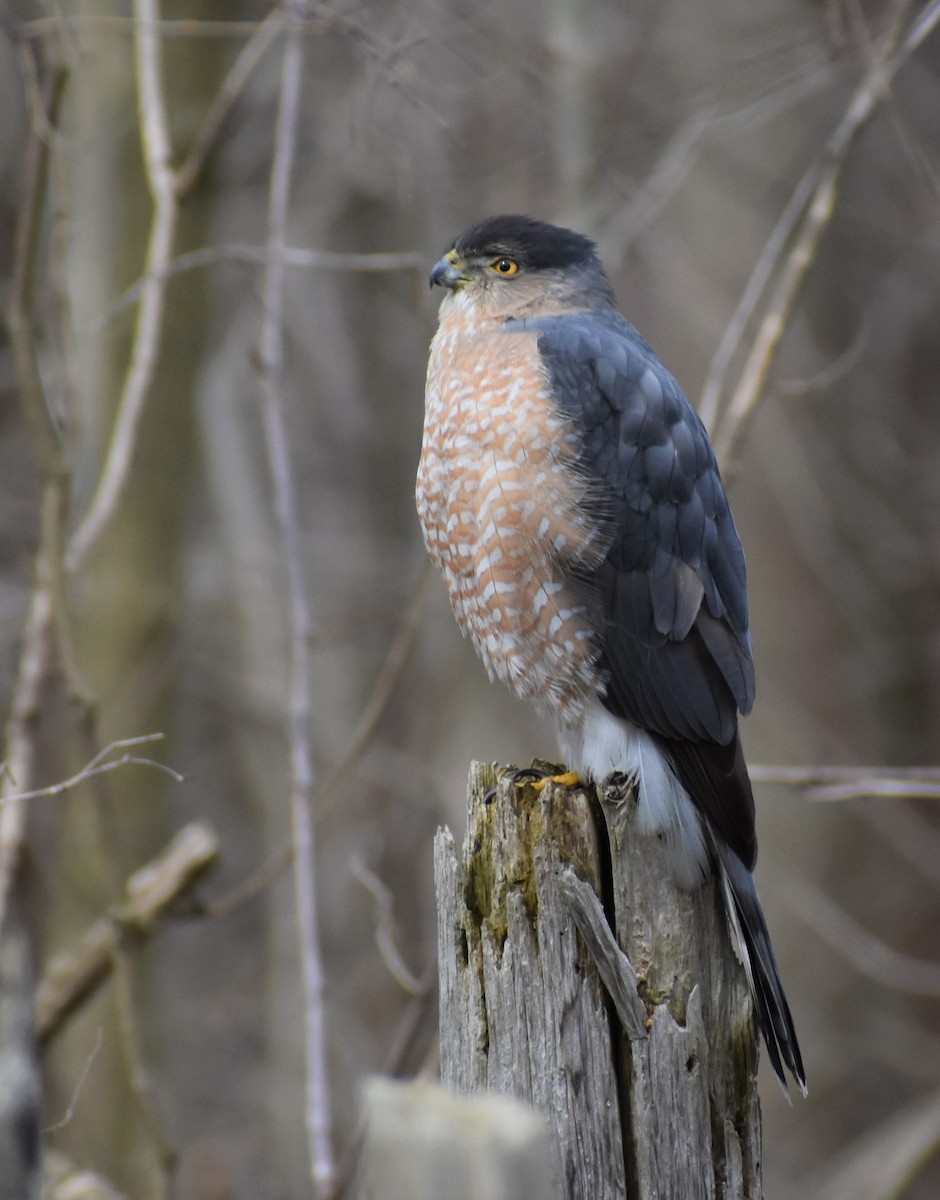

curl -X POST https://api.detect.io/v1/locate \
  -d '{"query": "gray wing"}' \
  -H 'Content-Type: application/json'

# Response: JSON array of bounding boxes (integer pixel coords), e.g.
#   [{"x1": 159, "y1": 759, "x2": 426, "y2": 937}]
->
[{"x1": 527, "y1": 309, "x2": 758, "y2": 866}]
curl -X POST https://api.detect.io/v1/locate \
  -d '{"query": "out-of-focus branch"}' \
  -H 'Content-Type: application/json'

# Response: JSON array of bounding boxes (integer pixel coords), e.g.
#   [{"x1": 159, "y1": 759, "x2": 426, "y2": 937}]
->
[
  {"x1": 44, "y1": 1027, "x2": 103, "y2": 1133},
  {"x1": 36, "y1": 822, "x2": 219, "y2": 1047},
  {"x1": 704, "y1": 0, "x2": 940, "y2": 469},
  {"x1": 19, "y1": 14, "x2": 329, "y2": 40},
  {"x1": 257, "y1": 7, "x2": 333, "y2": 1193},
  {"x1": 0, "y1": 593, "x2": 54, "y2": 935},
  {"x1": 63, "y1": 0, "x2": 418, "y2": 576},
  {"x1": 317, "y1": 564, "x2": 432, "y2": 824},
  {"x1": 856, "y1": 802, "x2": 940, "y2": 889},
  {"x1": 786, "y1": 879, "x2": 940, "y2": 997},
  {"x1": 323, "y1": 960, "x2": 438, "y2": 1200},
  {"x1": 600, "y1": 105, "x2": 718, "y2": 269},
  {"x1": 66, "y1": 0, "x2": 179, "y2": 573},
  {"x1": 350, "y1": 857, "x2": 425, "y2": 996},
  {"x1": 750, "y1": 763, "x2": 940, "y2": 802},
  {"x1": 174, "y1": 7, "x2": 287, "y2": 199},
  {"x1": 818, "y1": 1089, "x2": 940, "y2": 1200},
  {"x1": 112, "y1": 945, "x2": 176, "y2": 1193},
  {"x1": 7, "y1": 45, "x2": 68, "y2": 480},
  {"x1": 697, "y1": 160, "x2": 821, "y2": 434},
  {"x1": 95, "y1": 244, "x2": 424, "y2": 331},
  {"x1": 1, "y1": 53, "x2": 69, "y2": 933}
]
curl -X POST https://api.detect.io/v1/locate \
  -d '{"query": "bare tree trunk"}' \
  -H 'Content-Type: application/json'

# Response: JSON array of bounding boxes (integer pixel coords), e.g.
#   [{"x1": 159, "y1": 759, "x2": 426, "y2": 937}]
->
[{"x1": 434, "y1": 762, "x2": 762, "y2": 1200}]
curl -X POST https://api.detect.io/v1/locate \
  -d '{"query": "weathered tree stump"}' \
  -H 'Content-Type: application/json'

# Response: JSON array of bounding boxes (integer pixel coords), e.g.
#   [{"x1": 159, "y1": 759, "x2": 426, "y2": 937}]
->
[{"x1": 434, "y1": 762, "x2": 762, "y2": 1200}]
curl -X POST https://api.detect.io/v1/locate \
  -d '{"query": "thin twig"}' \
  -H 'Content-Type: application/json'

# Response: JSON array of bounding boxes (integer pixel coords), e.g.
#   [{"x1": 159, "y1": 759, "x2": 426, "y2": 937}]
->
[
  {"x1": 323, "y1": 962, "x2": 437, "y2": 1200},
  {"x1": 1, "y1": 734, "x2": 182, "y2": 806},
  {"x1": 19, "y1": 14, "x2": 330, "y2": 40},
  {"x1": 856, "y1": 802, "x2": 940, "y2": 888},
  {"x1": 258, "y1": 7, "x2": 333, "y2": 1192},
  {"x1": 601, "y1": 105, "x2": 719, "y2": 269},
  {"x1": 200, "y1": 844, "x2": 293, "y2": 920},
  {"x1": 317, "y1": 565, "x2": 432, "y2": 824},
  {"x1": 174, "y1": 7, "x2": 287, "y2": 199},
  {"x1": 817, "y1": 1089, "x2": 940, "y2": 1200},
  {"x1": 350, "y1": 857, "x2": 425, "y2": 996},
  {"x1": 773, "y1": 308, "x2": 871, "y2": 396},
  {"x1": 786, "y1": 879, "x2": 940, "y2": 997},
  {"x1": 93, "y1": 243, "x2": 424, "y2": 332},
  {"x1": 66, "y1": 0, "x2": 179, "y2": 573},
  {"x1": 43, "y1": 1027, "x2": 104, "y2": 1132}
]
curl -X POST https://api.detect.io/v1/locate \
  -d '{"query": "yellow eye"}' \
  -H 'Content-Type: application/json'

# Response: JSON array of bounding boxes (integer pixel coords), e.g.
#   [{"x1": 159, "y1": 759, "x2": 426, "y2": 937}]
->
[{"x1": 490, "y1": 257, "x2": 519, "y2": 276}]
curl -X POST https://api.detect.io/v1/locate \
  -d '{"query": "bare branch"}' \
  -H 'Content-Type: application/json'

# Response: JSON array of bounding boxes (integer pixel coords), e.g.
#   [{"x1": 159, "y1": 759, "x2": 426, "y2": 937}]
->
[
  {"x1": 0, "y1": 588, "x2": 55, "y2": 935},
  {"x1": 773, "y1": 308, "x2": 872, "y2": 396},
  {"x1": 280, "y1": 247, "x2": 425, "y2": 272},
  {"x1": 43, "y1": 1027, "x2": 104, "y2": 1133},
  {"x1": 350, "y1": 857, "x2": 425, "y2": 996},
  {"x1": 750, "y1": 763, "x2": 940, "y2": 801},
  {"x1": 1, "y1": 47, "x2": 72, "y2": 931},
  {"x1": 66, "y1": 0, "x2": 180, "y2": 573},
  {"x1": 94, "y1": 243, "x2": 424, "y2": 333},
  {"x1": 201, "y1": 845, "x2": 293, "y2": 920},
  {"x1": 704, "y1": 0, "x2": 940, "y2": 467},
  {"x1": 112, "y1": 943, "x2": 176, "y2": 1192},
  {"x1": 786, "y1": 879, "x2": 940, "y2": 997},
  {"x1": 19, "y1": 14, "x2": 330, "y2": 41},
  {"x1": 323, "y1": 961, "x2": 438, "y2": 1200},
  {"x1": 317, "y1": 565, "x2": 432, "y2": 824},
  {"x1": 257, "y1": 6, "x2": 334, "y2": 1191},
  {"x1": 36, "y1": 822, "x2": 220, "y2": 1047},
  {"x1": 856, "y1": 802, "x2": 940, "y2": 889},
  {"x1": 600, "y1": 105, "x2": 719, "y2": 269},
  {"x1": 697, "y1": 160, "x2": 822, "y2": 434},
  {"x1": 174, "y1": 7, "x2": 287, "y2": 200},
  {"x1": 818, "y1": 1089, "x2": 940, "y2": 1200},
  {"x1": 1, "y1": 734, "x2": 182, "y2": 806}
]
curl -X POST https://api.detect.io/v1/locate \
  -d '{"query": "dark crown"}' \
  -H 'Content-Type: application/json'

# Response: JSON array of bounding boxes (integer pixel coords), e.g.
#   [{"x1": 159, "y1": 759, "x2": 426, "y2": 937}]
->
[{"x1": 450, "y1": 215, "x2": 599, "y2": 272}]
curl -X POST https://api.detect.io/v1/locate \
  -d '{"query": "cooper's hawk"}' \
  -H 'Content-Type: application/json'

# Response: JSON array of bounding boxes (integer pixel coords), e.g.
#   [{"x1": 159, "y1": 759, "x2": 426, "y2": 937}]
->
[{"x1": 417, "y1": 214, "x2": 805, "y2": 1093}]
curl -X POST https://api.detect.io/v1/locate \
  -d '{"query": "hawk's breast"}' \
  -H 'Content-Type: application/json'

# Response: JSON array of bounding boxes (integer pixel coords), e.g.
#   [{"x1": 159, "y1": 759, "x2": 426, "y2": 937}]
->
[{"x1": 417, "y1": 305, "x2": 608, "y2": 723}]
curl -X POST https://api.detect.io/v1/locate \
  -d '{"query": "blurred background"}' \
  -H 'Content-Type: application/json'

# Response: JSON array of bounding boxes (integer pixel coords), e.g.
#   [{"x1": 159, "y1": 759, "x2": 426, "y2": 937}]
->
[{"x1": 1, "y1": 1, "x2": 939, "y2": 1196}]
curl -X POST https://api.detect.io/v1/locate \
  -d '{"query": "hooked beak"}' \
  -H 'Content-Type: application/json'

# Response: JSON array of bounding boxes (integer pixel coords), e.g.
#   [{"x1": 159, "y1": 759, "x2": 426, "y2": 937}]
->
[{"x1": 429, "y1": 252, "x2": 470, "y2": 290}]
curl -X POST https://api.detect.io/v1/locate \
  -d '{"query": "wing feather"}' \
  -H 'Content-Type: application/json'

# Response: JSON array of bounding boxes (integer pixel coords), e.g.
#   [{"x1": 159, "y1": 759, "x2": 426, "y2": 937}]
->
[{"x1": 522, "y1": 309, "x2": 757, "y2": 863}]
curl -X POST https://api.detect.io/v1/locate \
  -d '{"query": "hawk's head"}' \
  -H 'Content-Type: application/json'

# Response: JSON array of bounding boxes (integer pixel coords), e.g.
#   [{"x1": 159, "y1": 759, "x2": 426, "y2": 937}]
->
[{"x1": 430, "y1": 215, "x2": 614, "y2": 314}]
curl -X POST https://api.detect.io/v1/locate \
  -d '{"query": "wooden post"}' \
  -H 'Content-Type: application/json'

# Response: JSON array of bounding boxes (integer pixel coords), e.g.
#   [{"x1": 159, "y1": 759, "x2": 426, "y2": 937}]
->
[{"x1": 434, "y1": 762, "x2": 762, "y2": 1200}]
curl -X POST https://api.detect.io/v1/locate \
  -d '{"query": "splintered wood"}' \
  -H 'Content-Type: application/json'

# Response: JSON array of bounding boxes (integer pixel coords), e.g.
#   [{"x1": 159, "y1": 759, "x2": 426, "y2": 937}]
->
[{"x1": 434, "y1": 762, "x2": 762, "y2": 1200}]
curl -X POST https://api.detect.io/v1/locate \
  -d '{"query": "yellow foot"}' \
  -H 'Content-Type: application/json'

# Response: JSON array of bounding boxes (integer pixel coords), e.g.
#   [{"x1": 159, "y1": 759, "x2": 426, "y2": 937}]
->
[{"x1": 530, "y1": 770, "x2": 581, "y2": 792}]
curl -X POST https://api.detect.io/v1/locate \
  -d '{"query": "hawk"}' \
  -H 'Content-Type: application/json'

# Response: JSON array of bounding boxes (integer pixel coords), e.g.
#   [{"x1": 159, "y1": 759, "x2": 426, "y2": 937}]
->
[{"x1": 417, "y1": 214, "x2": 805, "y2": 1093}]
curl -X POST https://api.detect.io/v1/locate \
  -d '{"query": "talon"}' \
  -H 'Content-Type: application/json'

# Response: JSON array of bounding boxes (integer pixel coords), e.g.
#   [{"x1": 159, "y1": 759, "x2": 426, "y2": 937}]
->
[
  {"x1": 511, "y1": 765, "x2": 583, "y2": 793},
  {"x1": 512, "y1": 767, "x2": 547, "y2": 785},
  {"x1": 531, "y1": 770, "x2": 582, "y2": 792}
]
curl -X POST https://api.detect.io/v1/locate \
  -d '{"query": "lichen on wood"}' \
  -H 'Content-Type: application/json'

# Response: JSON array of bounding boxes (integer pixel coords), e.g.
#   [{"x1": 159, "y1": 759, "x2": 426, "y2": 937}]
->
[{"x1": 434, "y1": 761, "x2": 763, "y2": 1200}]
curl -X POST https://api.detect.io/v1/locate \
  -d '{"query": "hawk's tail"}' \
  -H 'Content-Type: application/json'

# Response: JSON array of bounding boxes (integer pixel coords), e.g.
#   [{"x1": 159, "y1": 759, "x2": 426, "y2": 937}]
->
[{"x1": 714, "y1": 838, "x2": 807, "y2": 1096}]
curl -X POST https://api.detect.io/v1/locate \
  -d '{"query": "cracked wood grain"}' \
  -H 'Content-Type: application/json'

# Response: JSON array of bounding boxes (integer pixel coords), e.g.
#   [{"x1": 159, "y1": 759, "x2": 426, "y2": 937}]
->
[{"x1": 434, "y1": 762, "x2": 763, "y2": 1199}]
